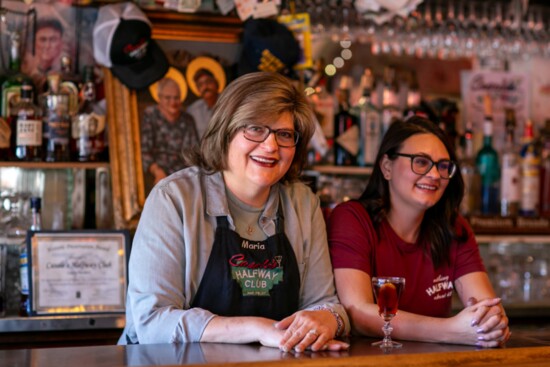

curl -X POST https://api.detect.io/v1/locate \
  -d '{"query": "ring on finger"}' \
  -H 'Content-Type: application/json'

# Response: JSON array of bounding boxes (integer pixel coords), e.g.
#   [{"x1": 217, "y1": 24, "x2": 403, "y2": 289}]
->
[{"x1": 308, "y1": 329, "x2": 319, "y2": 337}]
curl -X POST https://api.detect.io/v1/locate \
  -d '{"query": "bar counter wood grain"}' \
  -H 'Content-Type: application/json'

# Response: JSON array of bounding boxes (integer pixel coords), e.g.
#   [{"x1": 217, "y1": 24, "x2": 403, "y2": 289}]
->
[{"x1": 2, "y1": 326, "x2": 549, "y2": 367}]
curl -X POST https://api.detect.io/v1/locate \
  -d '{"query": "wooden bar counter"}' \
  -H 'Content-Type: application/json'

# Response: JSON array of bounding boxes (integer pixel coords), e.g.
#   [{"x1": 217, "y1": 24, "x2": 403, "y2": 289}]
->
[{"x1": 1, "y1": 324, "x2": 549, "y2": 367}]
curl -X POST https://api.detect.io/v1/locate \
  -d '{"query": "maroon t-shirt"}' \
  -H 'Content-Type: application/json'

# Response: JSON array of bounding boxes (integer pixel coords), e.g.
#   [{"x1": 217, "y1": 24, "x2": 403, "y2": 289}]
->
[{"x1": 328, "y1": 200, "x2": 486, "y2": 317}]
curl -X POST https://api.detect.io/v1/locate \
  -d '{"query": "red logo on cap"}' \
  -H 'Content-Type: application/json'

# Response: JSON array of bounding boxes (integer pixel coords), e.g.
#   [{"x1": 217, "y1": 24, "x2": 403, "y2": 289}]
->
[{"x1": 124, "y1": 38, "x2": 148, "y2": 60}]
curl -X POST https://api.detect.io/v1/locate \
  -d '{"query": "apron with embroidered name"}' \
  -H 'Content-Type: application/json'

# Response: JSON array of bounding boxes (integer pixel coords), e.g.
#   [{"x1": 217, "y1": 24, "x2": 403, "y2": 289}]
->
[{"x1": 191, "y1": 211, "x2": 300, "y2": 321}]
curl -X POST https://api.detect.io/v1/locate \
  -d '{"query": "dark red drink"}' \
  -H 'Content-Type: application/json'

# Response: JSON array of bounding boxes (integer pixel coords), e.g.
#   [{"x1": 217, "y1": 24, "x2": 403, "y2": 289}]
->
[{"x1": 373, "y1": 280, "x2": 404, "y2": 321}]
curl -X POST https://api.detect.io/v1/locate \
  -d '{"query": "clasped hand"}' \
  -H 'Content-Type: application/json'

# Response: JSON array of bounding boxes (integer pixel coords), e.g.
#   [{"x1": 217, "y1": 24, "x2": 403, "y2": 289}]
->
[
  {"x1": 260, "y1": 310, "x2": 349, "y2": 353},
  {"x1": 458, "y1": 297, "x2": 511, "y2": 348}
]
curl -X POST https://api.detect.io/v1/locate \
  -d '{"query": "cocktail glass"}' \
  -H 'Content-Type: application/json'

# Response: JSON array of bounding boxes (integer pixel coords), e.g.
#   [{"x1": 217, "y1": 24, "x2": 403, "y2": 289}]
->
[{"x1": 371, "y1": 276, "x2": 406, "y2": 349}]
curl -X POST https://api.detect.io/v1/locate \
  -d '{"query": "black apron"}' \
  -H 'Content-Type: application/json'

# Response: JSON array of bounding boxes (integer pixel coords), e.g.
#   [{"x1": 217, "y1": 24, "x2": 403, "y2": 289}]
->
[{"x1": 191, "y1": 210, "x2": 300, "y2": 321}]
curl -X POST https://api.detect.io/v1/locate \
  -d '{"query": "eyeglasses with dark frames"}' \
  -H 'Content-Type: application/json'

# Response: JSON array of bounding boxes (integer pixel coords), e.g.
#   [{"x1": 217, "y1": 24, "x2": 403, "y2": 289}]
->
[
  {"x1": 242, "y1": 124, "x2": 300, "y2": 148},
  {"x1": 392, "y1": 153, "x2": 457, "y2": 179}
]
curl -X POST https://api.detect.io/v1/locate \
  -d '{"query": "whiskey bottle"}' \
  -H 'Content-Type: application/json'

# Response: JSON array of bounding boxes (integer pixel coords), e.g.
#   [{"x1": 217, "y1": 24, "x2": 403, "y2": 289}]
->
[
  {"x1": 500, "y1": 109, "x2": 520, "y2": 217},
  {"x1": 59, "y1": 55, "x2": 82, "y2": 116},
  {"x1": 519, "y1": 119, "x2": 541, "y2": 217},
  {"x1": 0, "y1": 116, "x2": 10, "y2": 160},
  {"x1": 11, "y1": 81, "x2": 43, "y2": 161},
  {"x1": 41, "y1": 74, "x2": 72, "y2": 162},
  {"x1": 72, "y1": 66, "x2": 105, "y2": 161}
]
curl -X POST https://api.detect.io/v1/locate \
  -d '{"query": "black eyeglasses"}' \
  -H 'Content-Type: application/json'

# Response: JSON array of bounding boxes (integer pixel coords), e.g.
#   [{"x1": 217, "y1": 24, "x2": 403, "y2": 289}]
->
[
  {"x1": 242, "y1": 124, "x2": 300, "y2": 148},
  {"x1": 393, "y1": 153, "x2": 457, "y2": 179}
]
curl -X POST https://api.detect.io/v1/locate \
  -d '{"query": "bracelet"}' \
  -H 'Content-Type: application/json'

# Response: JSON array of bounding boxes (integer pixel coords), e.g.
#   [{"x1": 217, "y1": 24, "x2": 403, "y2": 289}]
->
[{"x1": 313, "y1": 305, "x2": 345, "y2": 338}]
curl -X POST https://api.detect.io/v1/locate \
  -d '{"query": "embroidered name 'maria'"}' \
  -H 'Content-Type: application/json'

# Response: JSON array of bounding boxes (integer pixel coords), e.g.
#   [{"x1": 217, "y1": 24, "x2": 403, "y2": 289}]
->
[{"x1": 241, "y1": 240, "x2": 266, "y2": 250}]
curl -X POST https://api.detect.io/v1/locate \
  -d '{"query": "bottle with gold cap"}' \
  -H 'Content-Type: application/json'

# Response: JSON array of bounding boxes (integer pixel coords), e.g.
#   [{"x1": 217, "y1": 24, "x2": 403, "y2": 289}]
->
[{"x1": 519, "y1": 119, "x2": 541, "y2": 217}]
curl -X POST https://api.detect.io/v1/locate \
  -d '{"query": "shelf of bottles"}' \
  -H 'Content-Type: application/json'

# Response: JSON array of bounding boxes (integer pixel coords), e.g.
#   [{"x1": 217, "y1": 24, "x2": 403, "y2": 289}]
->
[
  {"x1": 304, "y1": 58, "x2": 550, "y2": 234},
  {"x1": 0, "y1": 161, "x2": 109, "y2": 170},
  {"x1": 307, "y1": 165, "x2": 373, "y2": 176},
  {"x1": 0, "y1": 24, "x2": 110, "y2": 221},
  {"x1": 1, "y1": 27, "x2": 107, "y2": 165}
]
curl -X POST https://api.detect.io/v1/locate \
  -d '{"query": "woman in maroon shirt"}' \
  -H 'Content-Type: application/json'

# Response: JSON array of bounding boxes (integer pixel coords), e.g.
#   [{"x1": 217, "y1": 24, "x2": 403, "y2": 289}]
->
[{"x1": 328, "y1": 116, "x2": 510, "y2": 347}]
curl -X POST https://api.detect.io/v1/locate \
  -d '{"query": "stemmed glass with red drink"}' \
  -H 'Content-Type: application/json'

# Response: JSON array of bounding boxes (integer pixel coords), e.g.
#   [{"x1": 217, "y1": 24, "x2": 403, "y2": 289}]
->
[{"x1": 371, "y1": 276, "x2": 406, "y2": 349}]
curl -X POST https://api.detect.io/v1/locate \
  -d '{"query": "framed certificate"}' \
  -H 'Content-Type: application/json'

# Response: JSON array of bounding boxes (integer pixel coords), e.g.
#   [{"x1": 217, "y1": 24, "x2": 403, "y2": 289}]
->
[{"x1": 26, "y1": 230, "x2": 130, "y2": 315}]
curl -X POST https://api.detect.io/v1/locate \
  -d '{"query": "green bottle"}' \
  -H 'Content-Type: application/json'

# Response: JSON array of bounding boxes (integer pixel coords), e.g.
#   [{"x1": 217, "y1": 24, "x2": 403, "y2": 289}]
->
[
  {"x1": 476, "y1": 95, "x2": 500, "y2": 216},
  {"x1": 1, "y1": 32, "x2": 31, "y2": 118}
]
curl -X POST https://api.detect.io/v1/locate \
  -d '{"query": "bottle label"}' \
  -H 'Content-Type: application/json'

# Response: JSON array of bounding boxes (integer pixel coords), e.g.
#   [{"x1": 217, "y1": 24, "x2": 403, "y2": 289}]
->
[
  {"x1": 0, "y1": 117, "x2": 11, "y2": 148},
  {"x1": 335, "y1": 123, "x2": 360, "y2": 156},
  {"x1": 1, "y1": 86, "x2": 21, "y2": 117},
  {"x1": 361, "y1": 109, "x2": 381, "y2": 165},
  {"x1": 72, "y1": 113, "x2": 105, "y2": 138},
  {"x1": 60, "y1": 81, "x2": 80, "y2": 116},
  {"x1": 501, "y1": 155, "x2": 520, "y2": 202},
  {"x1": 20, "y1": 252, "x2": 29, "y2": 295},
  {"x1": 16, "y1": 118, "x2": 42, "y2": 146},
  {"x1": 44, "y1": 118, "x2": 70, "y2": 144},
  {"x1": 521, "y1": 157, "x2": 541, "y2": 212}
]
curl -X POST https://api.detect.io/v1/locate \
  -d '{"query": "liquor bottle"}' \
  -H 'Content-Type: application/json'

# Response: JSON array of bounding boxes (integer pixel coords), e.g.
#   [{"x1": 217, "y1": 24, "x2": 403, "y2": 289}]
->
[
  {"x1": 519, "y1": 119, "x2": 541, "y2": 217},
  {"x1": 333, "y1": 76, "x2": 359, "y2": 166},
  {"x1": 403, "y1": 70, "x2": 425, "y2": 120},
  {"x1": 380, "y1": 66, "x2": 401, "y2": 137},
  {"x1": 0, "y1": 116, "x2": 10, "y2": 160},
  {"x1": 19, "y1": 196, "x2": 42, "y2": 316},
  {"x1": 475, "y1": 95, "x2": 500, "y2": 216},
  {"x1": 540, "y1": 119, "x2": 550, "y2": 217},
  {"x1": 351, "y1": 68, "x2": 380, "y2": 166},
  {"x1": 308, "y1": 58, "x2": 336, "y2": 138},
  {"x1": 10, "y1": 81, "x2": 43, "y2": 161},
  {"x1": 500, "y1": 109, "x2": 520, "y2": 217},
  {"x1": 41, "y1": 74, "x2": 72, "y2": 162},
  {"x1": 1, "y1": 32, "x2": 31, "y2": 118},
  {"x1": 72, "y1": 66, "x2": 106, "y2": 162},
  {"x1": 59, "y1": 55, "x2": 82, "y2": 117},
  {"x1": 459, "y1": 122, "x2": 480, "y2": 216}
]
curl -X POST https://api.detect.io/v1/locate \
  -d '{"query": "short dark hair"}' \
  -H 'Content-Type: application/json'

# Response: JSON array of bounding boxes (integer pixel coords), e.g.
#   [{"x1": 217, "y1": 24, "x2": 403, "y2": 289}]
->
[
  {"x1": 36, "y1": 18, "x2": 64, "y2": 35},
  {"x1": 193, "y1": 68, "x2": 216, "y2": 83},
  {"x1": 359, "y1": 116, "x2": 465, "y2": 268}
]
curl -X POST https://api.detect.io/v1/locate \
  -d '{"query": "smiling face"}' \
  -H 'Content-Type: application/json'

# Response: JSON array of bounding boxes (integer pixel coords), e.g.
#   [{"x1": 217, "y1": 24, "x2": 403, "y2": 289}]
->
[
  {"x1": 381, "y1": 133, "x2": 451, "y2": 215},
  {"x1": 157, "y1": 80, "x2": 182, "y2": 122},
  {"x1": 195, "y1": 73, "x2": 219, "y2": 107},
  {"x1": 223, "y1": 112, "x2": 296, "y2": 206}
]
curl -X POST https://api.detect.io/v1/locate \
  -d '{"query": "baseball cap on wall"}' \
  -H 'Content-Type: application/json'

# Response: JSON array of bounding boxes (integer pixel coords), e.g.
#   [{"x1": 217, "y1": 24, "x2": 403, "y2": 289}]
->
[
  {"x1": 237, "y1": 18, "x2": 300, "y2": 77},
  {"x1": 93, "y1": 2, "x2": 169, "y2": 90}
]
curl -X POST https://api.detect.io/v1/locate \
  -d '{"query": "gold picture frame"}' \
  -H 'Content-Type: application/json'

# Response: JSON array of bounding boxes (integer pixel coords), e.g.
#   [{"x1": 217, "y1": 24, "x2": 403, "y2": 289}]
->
[{"x1": 105, "y1": 11, "x2": 242, "y2": 230}]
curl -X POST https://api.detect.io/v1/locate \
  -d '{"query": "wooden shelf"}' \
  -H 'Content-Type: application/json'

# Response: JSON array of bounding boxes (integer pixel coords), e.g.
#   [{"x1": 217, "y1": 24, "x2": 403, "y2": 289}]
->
[
  {"x1": 306, "y1": 165, "x2": 373, "y2": 176},
  {"x1": 468, "y1": 215, "x2": 550, "y2": 235},
  {"x1": 0, "y1": 162, "x2": 109, "y2": 169}
]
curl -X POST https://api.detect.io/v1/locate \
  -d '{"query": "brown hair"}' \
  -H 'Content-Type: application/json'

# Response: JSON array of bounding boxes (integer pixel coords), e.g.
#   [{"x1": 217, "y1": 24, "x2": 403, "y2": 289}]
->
[{"x1": 184, "y1": 72, "x2": 315, "y2": 182}]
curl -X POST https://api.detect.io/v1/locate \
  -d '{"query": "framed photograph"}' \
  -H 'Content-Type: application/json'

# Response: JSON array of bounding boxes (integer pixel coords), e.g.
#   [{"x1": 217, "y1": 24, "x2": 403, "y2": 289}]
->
[
  {"x1": 26, "y1": 230, "x2": 130, "y2": 316},
  {"x1": 104, "y1": 10, "x2": 242, "y2": 230}
]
